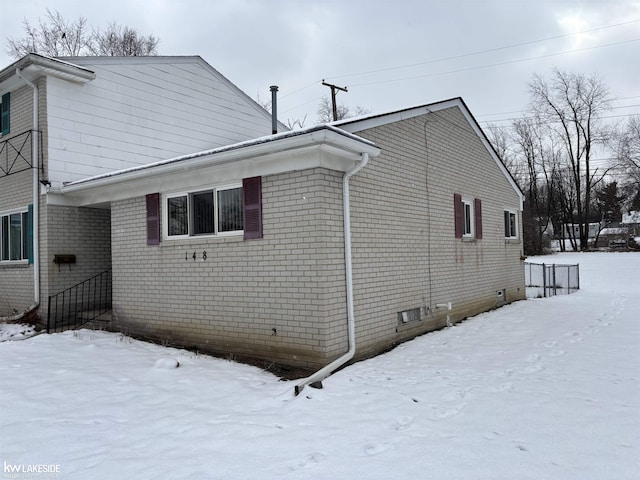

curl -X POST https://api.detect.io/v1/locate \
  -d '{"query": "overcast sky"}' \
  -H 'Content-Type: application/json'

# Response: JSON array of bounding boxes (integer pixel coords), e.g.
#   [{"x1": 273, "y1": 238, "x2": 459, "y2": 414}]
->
[{"x1": 1, "y1": 0, "x2": 638, "y2": 130}]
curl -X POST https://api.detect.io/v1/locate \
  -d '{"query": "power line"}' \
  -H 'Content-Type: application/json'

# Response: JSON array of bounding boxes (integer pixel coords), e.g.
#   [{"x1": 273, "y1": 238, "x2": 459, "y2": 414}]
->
[
  {"x1": 347, "y1": 38, "x2": 640, "y2": 88},
  {"x1": 324, "y1": 20, "x2": 639, "y2": 82}
]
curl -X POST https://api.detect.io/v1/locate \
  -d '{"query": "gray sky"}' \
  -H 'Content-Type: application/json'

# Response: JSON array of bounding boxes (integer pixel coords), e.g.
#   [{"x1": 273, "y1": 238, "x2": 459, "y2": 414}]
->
[{"x1": 1, "y1": 0, "x2": 639, "y2": 129}]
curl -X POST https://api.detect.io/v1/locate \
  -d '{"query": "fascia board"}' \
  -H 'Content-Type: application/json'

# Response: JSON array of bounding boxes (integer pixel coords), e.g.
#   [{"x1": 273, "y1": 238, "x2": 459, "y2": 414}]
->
[{"x1": 53, "y1": 130, "x2": 380, "y2": 207}]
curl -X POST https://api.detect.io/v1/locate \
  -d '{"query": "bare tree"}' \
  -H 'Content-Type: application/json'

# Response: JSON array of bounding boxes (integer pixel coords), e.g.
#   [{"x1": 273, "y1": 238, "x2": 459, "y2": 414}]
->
[
  {"x1": 615, "y1": 115, "x2": 640, "y2": 185},
  {"x1": 6, "y1": 9, "x2": 158, "y2": 59},
  {"x1": 316, "y1": 97, "x2": 370, "y2": 123},
  {"x1": 528, "y1": 69, "x2": 614, "y2": 251},
  {"x1": 7, "y1": 9, "x2": 89, "y2": 58},
  {"x1": 89, "y1": 23, "x2": 158, "y2": 56}
]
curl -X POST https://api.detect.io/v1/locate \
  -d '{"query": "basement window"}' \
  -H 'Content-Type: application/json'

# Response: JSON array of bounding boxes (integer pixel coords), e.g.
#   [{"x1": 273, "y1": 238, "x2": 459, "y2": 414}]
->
[{"x1": 397, "y1": 307, "x2": 421, "y2": 325}]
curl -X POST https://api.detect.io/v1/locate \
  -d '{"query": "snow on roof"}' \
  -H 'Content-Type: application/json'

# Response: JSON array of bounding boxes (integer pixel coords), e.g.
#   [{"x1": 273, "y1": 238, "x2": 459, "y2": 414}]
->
[{"x1": 65, "y1": 124, "x2": 376, "y2": 188}]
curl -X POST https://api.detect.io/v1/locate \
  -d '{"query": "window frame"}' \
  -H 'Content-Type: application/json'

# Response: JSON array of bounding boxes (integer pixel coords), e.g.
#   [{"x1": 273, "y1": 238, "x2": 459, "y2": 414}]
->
[
  {"x1": 163, "y1": 183, "x2": 244, "y2": 241},
  {"x1": 504, "y1": 209, "x2": 518, "y2": 239},
  {"x1": 461, "y1": 197, "x2": 475, "y2": 238},
  {"x1": 0, "y1": 207, "x2": 28, "y2": 263}
]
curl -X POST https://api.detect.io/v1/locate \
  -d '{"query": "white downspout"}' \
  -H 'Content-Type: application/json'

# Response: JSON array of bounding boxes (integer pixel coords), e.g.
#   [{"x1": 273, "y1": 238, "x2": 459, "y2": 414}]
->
[
  {"x1": 295, "y1": 152, "x2": 369, "y2": 396},
  {"x1": 15, "y1": 68, "x2": 40, "y2": 311}
]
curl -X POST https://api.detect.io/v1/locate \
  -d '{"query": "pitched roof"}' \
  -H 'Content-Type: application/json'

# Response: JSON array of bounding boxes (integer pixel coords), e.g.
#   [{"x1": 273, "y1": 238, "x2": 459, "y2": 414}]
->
[{"x1": 334, "y1": 97, "x2": 524, "y2": 204}]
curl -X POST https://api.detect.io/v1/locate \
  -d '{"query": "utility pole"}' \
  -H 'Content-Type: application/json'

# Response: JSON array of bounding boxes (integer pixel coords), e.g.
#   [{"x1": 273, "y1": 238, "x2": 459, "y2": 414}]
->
[{"x1": 322, "y1": 80, "x2": 348, "y2": 121}]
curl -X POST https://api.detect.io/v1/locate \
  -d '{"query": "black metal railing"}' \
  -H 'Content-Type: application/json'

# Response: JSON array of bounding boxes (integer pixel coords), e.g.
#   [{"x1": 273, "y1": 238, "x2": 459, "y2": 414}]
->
[
  {"x1": 47, "y1": 270, "x2": 112, "y2": 333},
  {"x1": 0, "y1": 130, "x2": 43, "y2": 178},
  {"x1": 525, "y1": 263, "x2": 580, "y2": 298}
]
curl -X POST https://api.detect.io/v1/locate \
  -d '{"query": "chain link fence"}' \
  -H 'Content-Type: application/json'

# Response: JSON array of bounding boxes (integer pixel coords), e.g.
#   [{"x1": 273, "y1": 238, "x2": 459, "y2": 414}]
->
[{"x1": 525, "y1": 262, "x2": 580, "y2": 298}]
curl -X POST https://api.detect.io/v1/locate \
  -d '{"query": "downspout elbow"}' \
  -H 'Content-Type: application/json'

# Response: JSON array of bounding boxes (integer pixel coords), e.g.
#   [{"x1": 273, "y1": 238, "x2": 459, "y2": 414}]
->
[{"x1": 294, "y1": 152, "x2": 369, "y2": 395}]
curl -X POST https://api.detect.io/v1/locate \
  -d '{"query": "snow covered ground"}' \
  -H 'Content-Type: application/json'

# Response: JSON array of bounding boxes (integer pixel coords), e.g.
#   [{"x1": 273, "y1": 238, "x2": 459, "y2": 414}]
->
[{"x1": 1, "y1": 252, "x2": 638, "y2": 479}]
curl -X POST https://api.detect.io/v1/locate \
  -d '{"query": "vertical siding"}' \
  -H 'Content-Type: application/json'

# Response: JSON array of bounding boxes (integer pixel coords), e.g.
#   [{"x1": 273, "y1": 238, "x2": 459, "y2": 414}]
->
[
  {"x1": 348, "y1": 107, "x2": 525, "y2": 359},
  {"x1": 46, "y1": 57, "x2": 275, "y2": 185},
  {"x1": 111, "y1": 168, "x2": 347, "y2": 368}
]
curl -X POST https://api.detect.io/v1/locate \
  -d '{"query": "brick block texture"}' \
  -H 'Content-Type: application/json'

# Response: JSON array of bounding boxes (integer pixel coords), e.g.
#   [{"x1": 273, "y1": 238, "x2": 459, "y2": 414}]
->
[
  {"x1": 110, "y1": 107, "x2": 524, "y2": 368},
  {"x1": 111, "y1": 169, "x2": 348, "y2": 368},
  {"x1": 0, "y1": 82, "x2": 43, "y2": 315},
  {"x1": 348, "y1": 108, "x2": 525, "y2": 359}
]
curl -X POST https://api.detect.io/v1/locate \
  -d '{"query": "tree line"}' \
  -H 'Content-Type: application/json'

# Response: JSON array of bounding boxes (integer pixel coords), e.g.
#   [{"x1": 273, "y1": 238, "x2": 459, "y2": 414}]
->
[{"x1": 488, "y1": 69, "x2": 639, "y2": 254}]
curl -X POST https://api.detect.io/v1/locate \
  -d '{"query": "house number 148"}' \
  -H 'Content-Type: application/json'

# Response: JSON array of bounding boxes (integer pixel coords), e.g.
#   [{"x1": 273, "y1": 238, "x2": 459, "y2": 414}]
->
[{"x1": 186, "y1": 251, "x2": 207, "y2": 261}]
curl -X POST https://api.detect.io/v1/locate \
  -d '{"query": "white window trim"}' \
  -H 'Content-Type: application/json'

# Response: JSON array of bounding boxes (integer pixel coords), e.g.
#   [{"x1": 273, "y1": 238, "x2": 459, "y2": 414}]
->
[
  {"x1": 504, "y1": 209, "x2": 518, "y2": 239},
  {"x1": 162, "y1": 183, "x2": 243, "y2": 241},
  {"x1": 462, "y1": 197, "x2": 474, "y2": 238},
  {"x1": 0, "y1": 207, "x2": 28, "y2": 263}
]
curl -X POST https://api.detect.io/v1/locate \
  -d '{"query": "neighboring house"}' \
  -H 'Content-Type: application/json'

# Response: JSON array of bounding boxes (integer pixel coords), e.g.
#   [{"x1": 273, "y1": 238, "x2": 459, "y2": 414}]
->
[
  {"x1": 0, "y1": 54, "x2": 281, "y2": 317},
  {"x1": 1, "y1": 53, "x2": 525, "y2": 374},
  {"x1": 561, "y1": 222, "x2": 601, "y2": 241},
  {"x1": 622, "y1": 211, "x2": 640, "y2": 237}
]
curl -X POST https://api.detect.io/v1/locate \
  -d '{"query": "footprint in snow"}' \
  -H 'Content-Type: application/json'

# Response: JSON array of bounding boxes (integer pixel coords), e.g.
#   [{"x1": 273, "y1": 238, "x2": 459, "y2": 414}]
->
[
  {"x1": 394, "y1": 416, "x2": 413, "y2": 431},
  {"x1": 567, "y1": 333, "x2": 583, "y2": 343},
  {"x1": 521, "y1": 363, "x2": 545, "y2": 374},
  {"x1": 527, "y1": 353, "x2": 541, "y2": 363},
  {"x1": 432, "y1": 406, "x2": 463, "y2": 419},
  {"x1": 543, "y1": 340, "x2": 557, "y2": 348},
  {"x1": 299, "y1": 452, "x2": 327, "y2": 468},
  {"x1": 364, "y1": 443, "x2": 393, "y2": 455},
  {"x1": 549, "y1": 349, "x2": 565, "y2": 357}
]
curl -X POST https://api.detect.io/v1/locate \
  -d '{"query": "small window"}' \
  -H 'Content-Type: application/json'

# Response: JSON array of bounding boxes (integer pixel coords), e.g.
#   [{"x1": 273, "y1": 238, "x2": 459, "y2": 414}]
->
[
  {"x1": 463, "y1": 200, "x2": 473, "y2": 237},
  {"x1": 454, "y1": 194, "x2": 481, "y2": 239},
  {"x1": 504, "y1": 210, "x2": 517, "y2": 238},
  {"x1": 0, "y1": 208, "x2": 29, "y2": 262}
]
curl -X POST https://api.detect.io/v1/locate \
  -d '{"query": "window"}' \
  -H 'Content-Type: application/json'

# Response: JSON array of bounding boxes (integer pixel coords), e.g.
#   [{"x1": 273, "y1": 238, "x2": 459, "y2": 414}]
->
[
  {"x1": 0, "y1": 207, "x2": 30, "y2": 262},
  {"x1": 0, "y1": 92, "x2": 10, "y2": 135},
  {"x1": 454, "y1": 194, "x2": 482, "y2": 239},
  {"x1": 504, "y1": 210, "x2": 518, "y2": 239},
  {"x1": 164, "y1": 185, "x2": 243, "y2": 238}
]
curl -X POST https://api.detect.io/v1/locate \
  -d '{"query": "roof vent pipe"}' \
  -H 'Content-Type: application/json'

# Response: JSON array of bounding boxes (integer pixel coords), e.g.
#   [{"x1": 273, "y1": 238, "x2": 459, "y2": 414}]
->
[{"x1": 270, "y1": 85, "x2": 278, "y2": 134}]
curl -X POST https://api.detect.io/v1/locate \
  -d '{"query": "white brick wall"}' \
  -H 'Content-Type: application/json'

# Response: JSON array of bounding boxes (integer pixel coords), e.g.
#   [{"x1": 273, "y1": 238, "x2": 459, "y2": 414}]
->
[
  {"x1": 109, "y1": 106, "x2": 524, "y2": 369},
  {"x1": 348, "y1": 107, "x2": 525, "y2": 359}
]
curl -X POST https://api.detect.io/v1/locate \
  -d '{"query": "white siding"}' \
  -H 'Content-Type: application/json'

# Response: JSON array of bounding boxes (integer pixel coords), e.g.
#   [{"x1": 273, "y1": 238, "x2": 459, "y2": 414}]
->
[{"x1": 46, "y1": 57, "x2": 274, "y2": 184}]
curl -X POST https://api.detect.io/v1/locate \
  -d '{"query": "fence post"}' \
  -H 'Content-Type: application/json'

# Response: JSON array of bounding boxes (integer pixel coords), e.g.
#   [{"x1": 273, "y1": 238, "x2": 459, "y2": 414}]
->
[
  {"x1": 553, "y1": 264, "x2": 557, "y2": 296},
  {"x1": 47, "y1": 296, "x2": 51, "y2": 334},
  {"x1": 542, "y1": 263, "x2": 547, "y2": 298}
]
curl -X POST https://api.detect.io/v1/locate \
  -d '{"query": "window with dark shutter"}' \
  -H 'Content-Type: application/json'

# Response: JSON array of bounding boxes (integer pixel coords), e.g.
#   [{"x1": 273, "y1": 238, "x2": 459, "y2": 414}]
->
[
  {"x1": 454, "y1": 193, "x2": 463, "y2": 238},
  {"x1": 146, "y1": 193, "x2": 160, "y2": 245},
  {"x1": 1, "y1": 92, "x2": 10, "y2": 135},
  {"x1": 243, "y1": 176, "x2": 262, "y2": 240},
  {"x1": 474, "y1": 198, "x2": 482, "y2": 239}
]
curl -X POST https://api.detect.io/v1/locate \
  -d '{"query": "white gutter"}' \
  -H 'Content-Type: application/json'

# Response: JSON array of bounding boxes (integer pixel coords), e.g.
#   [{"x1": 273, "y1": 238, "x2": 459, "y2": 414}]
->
[
  {"x1": 15, "y1": 67, "x2": 40, "y2": 310},
  {"x1": 295, "y1": 152, "x2": 369, "y2": 396}
]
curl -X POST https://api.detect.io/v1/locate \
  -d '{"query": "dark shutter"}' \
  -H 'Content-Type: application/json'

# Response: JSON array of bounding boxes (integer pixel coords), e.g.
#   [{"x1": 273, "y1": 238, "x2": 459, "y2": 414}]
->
[
  {"x1": 454, "y1": 193, "x2": 463, "y2": 238},
  {"x1": 26, "y1": 204, "x2": 33, "y2": 264},
  {"x1": 243, "y1": 176, "x2": 263, "y2": 240},
  {"x1": 146, "y1": 193, "x2": 160, "y2": 245},
  {"x1": 474, "y1": 198, "x2": 482, "y2": 239},
  {"x1": 1, "y1": 92, "x2": 9, "y2": 135},
  {"x1": 504, "y1": 211, "x2": 510, "y2": 237}
]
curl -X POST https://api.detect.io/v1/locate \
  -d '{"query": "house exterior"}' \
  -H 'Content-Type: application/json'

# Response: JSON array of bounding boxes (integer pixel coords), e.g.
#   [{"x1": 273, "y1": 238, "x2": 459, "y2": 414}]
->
[
  {"x1": 1, "y1": 53, "x2": 525, "y2": 372},
  {"x1": 0, "y1": 54, "x2": 280, "y2": 318}
]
